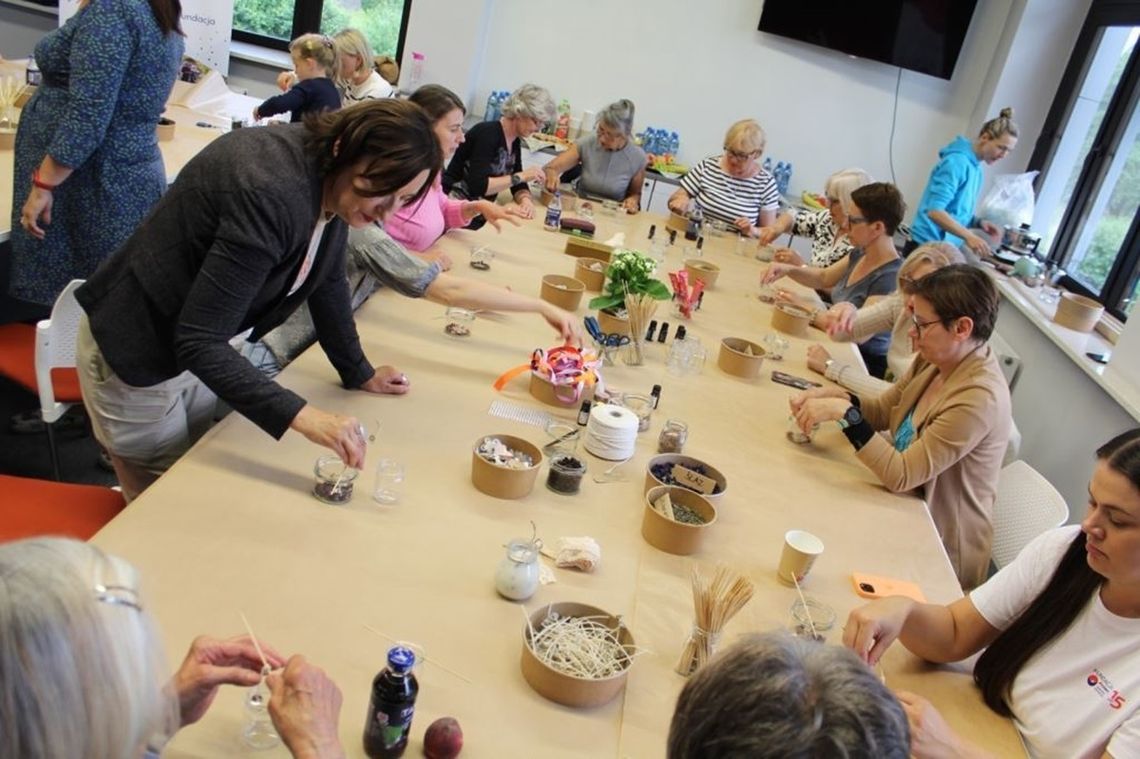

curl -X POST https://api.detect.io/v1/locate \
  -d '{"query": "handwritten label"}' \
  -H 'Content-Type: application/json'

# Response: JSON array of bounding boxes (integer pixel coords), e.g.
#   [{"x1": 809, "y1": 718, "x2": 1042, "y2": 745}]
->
[{"x1": 673, "y1": 464, "x2": 716, "y2": 495}]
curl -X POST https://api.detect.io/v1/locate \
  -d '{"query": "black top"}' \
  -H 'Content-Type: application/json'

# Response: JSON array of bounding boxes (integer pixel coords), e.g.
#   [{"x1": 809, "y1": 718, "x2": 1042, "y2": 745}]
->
[
  {"x1": 76, "y1": 124, "x2": 374, "y2": 439},
  {"x1": 257, "y1": 77, "x2": 341, "y2": 122},
  {"x1": 442, "y1": 120, "x2": 529, "y2": 201}
]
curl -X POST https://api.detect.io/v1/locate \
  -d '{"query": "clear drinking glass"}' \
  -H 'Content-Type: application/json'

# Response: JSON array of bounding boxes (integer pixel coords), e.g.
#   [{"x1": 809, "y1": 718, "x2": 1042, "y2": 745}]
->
[
  {"x1": 372, "y1": 458, "x2": 405, "y2": 504},
  {"x1": 241, "y1": 666, "x2": 280, "y2": 749}
]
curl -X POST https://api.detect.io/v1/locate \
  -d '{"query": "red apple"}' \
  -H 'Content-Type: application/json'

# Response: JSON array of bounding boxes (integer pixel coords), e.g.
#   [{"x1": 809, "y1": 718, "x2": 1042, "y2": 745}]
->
[{"x1": 423, "y1": 717, "x2": 463, "y2": 759}]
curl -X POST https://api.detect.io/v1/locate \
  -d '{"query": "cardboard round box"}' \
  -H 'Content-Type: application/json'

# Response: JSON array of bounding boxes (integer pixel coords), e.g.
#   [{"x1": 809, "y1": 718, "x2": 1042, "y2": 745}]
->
[
  {"x1": 666, "y1": 212, "x2": 689, "y2": 234},
  {"x1": 539, "y1": 274, "x2": 585, "y2": 311},
  {"x1": 574, "y1": 258, "x2": 607, "y2": 292},
  {"x1": 470, "y1": 435, "x2": 542, "y2": 499},
  {"x1": 1053, "y1": 292, "x2": 1104, "y2": 332},
  {"x1": 683, "y1": 259, "x2": 721, "y2": 289},
  {"x1": 642, "y1": 485, "x2": 717, "y2": 555},
  {"x1": 0, "y1": 129, "x2": 14, "y2": 151},
  {"x1": 520, "y1": 601, "x2": 635, "y2": 708},
  {"x1": 596, "y1": 308, "x2": 629, "y2": 337},
  {"x1": 717, "y1": 337, "x2": 765, "y2": 379},
  {"x1": 771, "y1": 303, "x2": 813, "y2": 337},
  {"x1": 528, "y1": 372, "x2": 594, "y2": 408},
  {"x1": 644, "y1": 453, "x2": 728, "y2": 503}
]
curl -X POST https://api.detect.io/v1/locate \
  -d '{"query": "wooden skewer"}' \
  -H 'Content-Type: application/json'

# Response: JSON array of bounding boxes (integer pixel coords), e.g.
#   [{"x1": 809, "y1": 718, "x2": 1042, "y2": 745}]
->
[
  {"x1": 791, "y1": 573, "x2": 818, "y2": 640},
  {"x1": 239, "y1": 611, "x2": 271, "y2": 672},
  {"x1": 363, "y1": 624, "x2": 473, "y2": 684}
]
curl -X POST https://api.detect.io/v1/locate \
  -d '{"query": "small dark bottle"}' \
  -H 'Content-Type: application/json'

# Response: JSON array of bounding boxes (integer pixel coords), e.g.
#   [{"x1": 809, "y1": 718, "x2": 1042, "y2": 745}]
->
[
  {"x1": 647, "y1": 224, "x2": 657, "y2": 240},
  {"x1": 668, "y1": 228, "x2": 678, "y2": 245},
  {"x1": 577, "y1": 400, "x2": 592, "y2": 426},
  {"x1": 645, "y1": 319, "x2": 658, "y2": 342},
  {"x1": 650, "y1": 384, "x2": 662, "y2": 410},
  {"x1": 675, "y1": 325, "x2": 687, "y2": 341},
  {"x1": 658, "y1": 323, "x2": 670, "y2": 343},
  {"x1": 363, "y1": 646, "x2": 419, "y2": 758},
  {"x1": 685, "y1": 205, "x2": 703, "y2": 241}
]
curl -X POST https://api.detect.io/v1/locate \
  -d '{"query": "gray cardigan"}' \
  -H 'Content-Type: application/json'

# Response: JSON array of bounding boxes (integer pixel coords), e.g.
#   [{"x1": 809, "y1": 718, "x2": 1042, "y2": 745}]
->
[{"x1": 76, "y1": 124, "x2": 375, "y2": 439}]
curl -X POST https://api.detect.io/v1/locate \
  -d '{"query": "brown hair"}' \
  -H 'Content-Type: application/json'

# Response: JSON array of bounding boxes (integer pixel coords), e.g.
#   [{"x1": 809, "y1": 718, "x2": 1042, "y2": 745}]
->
[
  {"x1": 374, "y1": 55, "x2": 400, "y2": 86},
  {"x1": 290, "y1": 33, "x2": 338, "y2": 79},
  {"x1": 303, "y1": 99, "x2": 441, "y2": 204},
  {"x1": 850, "y1": 182, "x2": 906, "y2": 236},
  {"x1": 148, "y1": 0, "x2": 183, "y2": 35},
  {"x1": 909, "y1": 263, "x2": 999, "y2": 341},
  {"x1": 980, "y1": 107, "x2": 1019, "y2": 139},
  {"x1": 409, "y1": 84, "x2": 465, "y2": 122}
]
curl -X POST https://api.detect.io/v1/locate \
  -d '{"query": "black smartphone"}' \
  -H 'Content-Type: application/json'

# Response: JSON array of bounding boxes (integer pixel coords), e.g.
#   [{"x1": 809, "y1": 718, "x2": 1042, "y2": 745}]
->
[
  {"x1": 771, "y1": 370, "x2": 822, "y2": 390},
  {"x1": 1087, "y1": 352, "x2": 1110, "y2": 364}
]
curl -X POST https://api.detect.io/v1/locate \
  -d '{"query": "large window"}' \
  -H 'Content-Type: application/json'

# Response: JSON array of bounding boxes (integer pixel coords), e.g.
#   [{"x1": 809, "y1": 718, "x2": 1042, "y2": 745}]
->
[
  {"x1": 1031, "y1": 1, "x2": 1140, "y2": 319},
  {"x1": 233, "y1": 0, "x2": 412, "y2": 62}
]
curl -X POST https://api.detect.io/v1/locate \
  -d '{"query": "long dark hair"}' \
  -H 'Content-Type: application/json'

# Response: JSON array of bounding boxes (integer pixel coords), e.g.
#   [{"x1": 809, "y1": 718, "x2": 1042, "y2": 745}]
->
[
  {"x1": 974, "y1": 428, "x2": 1140, "y2": 715},
  {"x1": 148, "y1": 0, "x2": 184, "y2": 36}
]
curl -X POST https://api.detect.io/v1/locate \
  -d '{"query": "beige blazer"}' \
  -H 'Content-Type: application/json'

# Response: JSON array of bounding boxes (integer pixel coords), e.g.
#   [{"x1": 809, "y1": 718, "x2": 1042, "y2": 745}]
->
[{"x1": 856, "y1": 344, "x2": 1011, "y2": 589}]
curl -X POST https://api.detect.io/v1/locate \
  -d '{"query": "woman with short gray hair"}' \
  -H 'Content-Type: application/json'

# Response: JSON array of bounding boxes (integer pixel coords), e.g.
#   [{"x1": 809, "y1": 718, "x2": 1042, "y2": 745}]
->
[
  {"x1": 667, "y1": 631, "x2": 909, "y2": 758},
  {"x1": 542, "y1": 98, "x2": 647, "y2": 212},
  {"x1": 443, "y1": 83, "x2": 556, "y2": 221},
  {"x1": 760, "y1": 167, "x2": 873, "y2": 267}
]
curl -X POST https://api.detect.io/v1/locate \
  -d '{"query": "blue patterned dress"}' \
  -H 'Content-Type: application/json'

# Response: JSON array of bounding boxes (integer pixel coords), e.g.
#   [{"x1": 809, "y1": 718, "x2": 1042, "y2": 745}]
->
[{"x1": 9, "y1": 0, "x2": 183, "y2": 306}]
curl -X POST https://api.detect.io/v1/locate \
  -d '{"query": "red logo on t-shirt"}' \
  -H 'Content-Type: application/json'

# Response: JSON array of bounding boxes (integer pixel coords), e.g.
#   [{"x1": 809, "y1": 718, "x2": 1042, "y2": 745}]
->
[{"x1": 1087, "y1": 669, "x2": 1127, "y2": 710}]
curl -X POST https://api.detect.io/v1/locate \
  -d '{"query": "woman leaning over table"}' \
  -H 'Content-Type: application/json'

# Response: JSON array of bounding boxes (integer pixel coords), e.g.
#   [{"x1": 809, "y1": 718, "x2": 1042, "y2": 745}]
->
[
  {"x1": 805, "y1": 243, "x2": 962, "y2": 395},
  {"x1": 541, "y1": 98, "x2": 647, "y2": 213},
  {"x1": 442, "y1": 83, "x2": 555, "y2": 221},
  {"x1": 756, "y1": 167, "x2": 872, "y2": 268},
  {"x1": 763, "y1": 182, "x2": 904, "y2": 379},
  {"x1": 845, "y1": 429, "x2": 1140, "y2": 759},
  {"x1": 74, "y1": 101, "x2": 440, "y2": 501},
  {"x1": 790, "y1": 264, "x2": 1011, "y2": 589},
  {"x1": 0, "y1": 537, "x2": 346, "y2": 759},
  {"x1": 11, "y1": 0, "x2": 184, "y2": 312},
  {"x1": 667, "y1": 118, "x2": 780, "y2": 234}
]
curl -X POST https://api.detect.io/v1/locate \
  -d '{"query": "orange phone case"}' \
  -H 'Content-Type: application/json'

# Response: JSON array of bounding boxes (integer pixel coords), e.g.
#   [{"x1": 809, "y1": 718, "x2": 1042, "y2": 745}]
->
[{"x1": 852, "y1": 573, "x2": 927, "y2": 603}]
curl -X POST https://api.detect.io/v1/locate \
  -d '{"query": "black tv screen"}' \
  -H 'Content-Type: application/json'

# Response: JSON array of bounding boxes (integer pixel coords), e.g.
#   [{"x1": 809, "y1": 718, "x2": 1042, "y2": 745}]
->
[{"x1": 758, "y1": 1, "x2": 979, "y2": 80}]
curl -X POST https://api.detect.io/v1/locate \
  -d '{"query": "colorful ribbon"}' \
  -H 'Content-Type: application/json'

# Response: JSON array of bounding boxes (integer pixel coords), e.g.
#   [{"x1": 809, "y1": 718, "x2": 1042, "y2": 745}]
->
[{"x1": 493, "y1": 344, "x2": 602, "y2": 403}]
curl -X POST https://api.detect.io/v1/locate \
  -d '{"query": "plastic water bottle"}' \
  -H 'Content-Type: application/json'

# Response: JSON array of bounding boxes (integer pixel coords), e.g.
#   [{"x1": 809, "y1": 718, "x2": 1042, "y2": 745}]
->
[
  {"x1": 762, "y1": 156, "x2": 773, "y2": 174},
  {"x1": 668, "y1": 132, "x2": 680, "y2": 158},
  {"x1": 783, "y1": 161, "x2": 794, "y2": 195},
  {"x1": 408, "y1": 52, "x2": 424, "y2": 91},
  {"x1": 484, "y1": 91, "x2": 498, "y2": 121},
  {"x1": 544, "y1": 192, "x2": 562, "y2": 232},
  {"x1": 26, "y1": 58, "x2": 41, "y2": 86}
]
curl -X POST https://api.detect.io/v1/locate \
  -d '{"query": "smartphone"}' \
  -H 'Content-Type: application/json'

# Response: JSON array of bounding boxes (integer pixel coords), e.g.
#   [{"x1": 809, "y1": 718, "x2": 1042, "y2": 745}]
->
[
  {"x1": 771, "y1": 370, "x2": 822, "y2": 390},
  {"x1": 1087, "y1": 352, "x2": 1110, "y2": 364},
  {"x1": 852, "y1": 573, "x2": 927, "y2": 603}
]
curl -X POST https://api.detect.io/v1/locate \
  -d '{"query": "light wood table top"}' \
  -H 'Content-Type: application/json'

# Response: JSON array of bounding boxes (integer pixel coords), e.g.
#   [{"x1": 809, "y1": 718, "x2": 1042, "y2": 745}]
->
[{"x1": 90, "y1": 208, "x2": 1025, "y2": 758}]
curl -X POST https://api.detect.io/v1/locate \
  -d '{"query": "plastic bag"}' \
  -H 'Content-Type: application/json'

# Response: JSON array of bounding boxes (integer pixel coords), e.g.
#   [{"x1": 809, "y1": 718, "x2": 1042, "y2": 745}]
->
[{"x1": 978, "y1": 171, "x2": 1038, "y2": 229}]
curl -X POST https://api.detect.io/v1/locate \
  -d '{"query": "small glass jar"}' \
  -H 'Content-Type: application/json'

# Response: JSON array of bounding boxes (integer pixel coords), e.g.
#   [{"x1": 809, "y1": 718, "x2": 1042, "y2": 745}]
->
[
  {"x1": 789, "y1": 597, "x2": 836, "y2": 642},
  {"x1": 786, "y1": 416, "x2": 818, "y2": 445},
  {"x1": 495, "y1": 538, "x2": 541, "y2": 601},
  {"x1": 444, "y1": 307, "x2": 475, "y2": 337},
  {"x1": 544, "y1": 421, "x2": 579, "y2": 457},
  {"x1": 313, "y1": 455, "x2": 358, "y2": 504},
  {"x1": 658, "y1": 419, "x2": 688, "y2": 453},
  {"x1": 469, "y1": 245, "x2": 494, "y2": 270},
  {"x1": 762, "y1": 333, "x2": 789, "y2": 361},
  {"x1": 546, "y1": 454, "x2": 586, "y2": 494},
  {"x1": 619, "y1": 392, "x2": 654, "y2": 432}
]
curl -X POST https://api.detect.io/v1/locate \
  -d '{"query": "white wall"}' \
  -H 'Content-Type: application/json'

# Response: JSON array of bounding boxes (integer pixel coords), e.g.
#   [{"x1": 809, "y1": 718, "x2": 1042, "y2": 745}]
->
[
  {"x1": 0, "y1": 3, "x2": 55, "y2": 58},
  {"x1": 398, "y1": 0, "x2": 494, "y2": 104}
]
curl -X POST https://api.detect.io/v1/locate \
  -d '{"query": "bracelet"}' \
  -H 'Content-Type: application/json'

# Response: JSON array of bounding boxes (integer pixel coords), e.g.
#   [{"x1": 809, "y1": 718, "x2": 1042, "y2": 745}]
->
[{"x1": 32, "y1": 168, "x2": 56, "y2": 192}]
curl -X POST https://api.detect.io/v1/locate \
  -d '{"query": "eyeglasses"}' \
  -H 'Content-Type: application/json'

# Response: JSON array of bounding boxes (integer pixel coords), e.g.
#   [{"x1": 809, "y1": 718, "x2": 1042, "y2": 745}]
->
[
  {"x1": 724, "y1": 147, "x2": 760, "y2": 162},
  {"x1": 911, "y1": 314, "x2": 945, "y2": 336},
  {"x1": 93, "y1": 557, "x2": 143, "y2": 612},
  {"x1": 847, "y1": 216, "x2": 869, "y2": 226}
]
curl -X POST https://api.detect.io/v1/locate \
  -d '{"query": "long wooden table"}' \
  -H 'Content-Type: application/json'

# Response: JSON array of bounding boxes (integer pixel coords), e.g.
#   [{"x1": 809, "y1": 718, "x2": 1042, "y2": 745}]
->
[{"x1": 90, "y1": 207, "x2": 1025, "y2": 757}]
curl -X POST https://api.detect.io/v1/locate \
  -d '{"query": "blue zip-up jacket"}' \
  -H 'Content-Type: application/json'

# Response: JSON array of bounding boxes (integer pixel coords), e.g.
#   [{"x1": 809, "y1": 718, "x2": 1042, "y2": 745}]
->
[{"x1": 909, "y1": 135, "x2": 982, "y2": 247}]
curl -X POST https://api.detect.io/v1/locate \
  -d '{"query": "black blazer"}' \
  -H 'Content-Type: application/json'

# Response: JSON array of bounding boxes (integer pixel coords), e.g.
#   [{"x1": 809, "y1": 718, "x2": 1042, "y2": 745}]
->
[{"x1": 77, "y1": 124, "x2": 374, "y2": 439}]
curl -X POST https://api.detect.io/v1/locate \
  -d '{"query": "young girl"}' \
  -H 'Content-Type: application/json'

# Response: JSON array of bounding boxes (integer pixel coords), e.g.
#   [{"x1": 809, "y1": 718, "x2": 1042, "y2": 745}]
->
[{"x1": 254, "y1": 34, "x2": 341, "y2": 122}]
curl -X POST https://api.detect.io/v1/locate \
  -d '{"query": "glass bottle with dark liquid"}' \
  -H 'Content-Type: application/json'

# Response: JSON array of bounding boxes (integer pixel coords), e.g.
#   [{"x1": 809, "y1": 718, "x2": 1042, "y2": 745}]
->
[{"x1": 363, "y1": 646, "x2": 419, "y2": 758}]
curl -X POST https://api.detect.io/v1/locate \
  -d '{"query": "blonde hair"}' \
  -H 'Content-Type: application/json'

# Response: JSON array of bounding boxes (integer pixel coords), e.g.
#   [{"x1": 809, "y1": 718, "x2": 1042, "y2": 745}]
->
[
  {"x1": 374, "y1": 55, "x2": 399, "y2": 86},
  {"x1": 332, "y1": 28, "x2": 373, "y2": 80},
  {"x1": 501, "y1": 83, "x2": 556, "y2": 123},
  {"x1": 723, "y1": 119, "x2": 766, "y2": 155},
  {"x1": 980, "y1": 107, "x2": 1019, "y2": 139},
  {"x1": 899, "y1": 242, "x2": 963, "y2": 292},
  {"x1": 824, "y1": 167, "x2": 873, "y2": 215},
  {"x1": 290, "y1": 33, "x2": 338, "y2": 79},
  {"x1": 0, "y1": 538, "x2": 177, "y2": 758}
]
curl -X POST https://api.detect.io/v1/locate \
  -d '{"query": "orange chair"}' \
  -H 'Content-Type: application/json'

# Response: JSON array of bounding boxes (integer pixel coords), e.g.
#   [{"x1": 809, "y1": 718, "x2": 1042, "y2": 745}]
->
[{"x1": 0, "y1": 475, "x2": 125, "y2": 542}]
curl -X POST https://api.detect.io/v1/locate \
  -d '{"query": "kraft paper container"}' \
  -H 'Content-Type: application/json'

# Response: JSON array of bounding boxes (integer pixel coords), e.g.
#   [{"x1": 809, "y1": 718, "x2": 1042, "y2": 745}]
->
[
  {"x1": 156, "y1": 118, "x2": 175, "y2": 142},
  {"x1": 642, "y1": 485, "x2": 717, "y2": 555},
  {"x1": 771, "y1": 303, "x2": 813, "y2": 337},
  {"x1": 666, "y1": 212, "x2": 689, "y2": 234},
  {"x1": 683, "y1": 258, "x2": 721, "y2": 289},
  {"x1": 529, "y1": 372, "x2": 594, "y2": 407},
  {"x1": 644, "y1": 453, "x2": 728, "y2": 503},
  {"x1": 564, "y1": 237, "x2": 613, "y2": 261},
  {"x1": 596, "y1": 308, "x2": 629, "y2": 337},
  {"x1": 521, "y1": 601, "x2": 635, "y2": 708},
  {"x1": 471, "y1": 434, "x2": 542, "y2": 499},
  {"x1": 717, "y1": 337, "x2": 766, "y2": 379},
  {"x1": 15, "y1": 86, "x2": 35, "y2": 108},
  {"x1": 541, "y1": 187, "x2": 578, "y2": 211},
  {"x1": 540, "y1": 274, "x2": 585, "y2": 311},
  {"x1": 574, "y1": 258, "x2": 607, "y2": 291},
  {"x1": 0, "y1": 129, "x2": 14, "y2": 150},
  {"x1": 1053, "y1": 292, "x2": 1104, "y2": 333}
]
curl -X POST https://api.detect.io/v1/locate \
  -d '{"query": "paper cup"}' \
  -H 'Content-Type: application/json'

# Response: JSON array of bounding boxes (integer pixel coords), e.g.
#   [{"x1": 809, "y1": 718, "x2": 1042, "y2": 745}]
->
[{"x1": 777, "y1": 529, "x2": 824, "y2": 585}]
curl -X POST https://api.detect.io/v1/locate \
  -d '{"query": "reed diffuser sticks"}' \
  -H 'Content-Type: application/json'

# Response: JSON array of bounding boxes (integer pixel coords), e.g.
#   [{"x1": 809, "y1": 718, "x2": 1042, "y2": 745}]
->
[{"x1": 676, "y1": 565, "x2": 754, "y2": 676}]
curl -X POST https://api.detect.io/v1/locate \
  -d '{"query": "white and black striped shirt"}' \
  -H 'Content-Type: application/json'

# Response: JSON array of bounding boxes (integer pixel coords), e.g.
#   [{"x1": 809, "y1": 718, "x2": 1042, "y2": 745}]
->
[{"x1": 678, "y1": 156, "x2": 780, "y2": 225}]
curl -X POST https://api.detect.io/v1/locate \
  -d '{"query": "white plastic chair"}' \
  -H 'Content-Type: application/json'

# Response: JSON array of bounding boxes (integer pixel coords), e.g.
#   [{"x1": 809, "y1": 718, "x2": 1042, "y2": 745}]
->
[
  {"x1": 34, "y1": 279, "x2": 87, "y2": 479},
  {"x1": 990, "y1": 460, "x2": 1069, "y2": 569}
]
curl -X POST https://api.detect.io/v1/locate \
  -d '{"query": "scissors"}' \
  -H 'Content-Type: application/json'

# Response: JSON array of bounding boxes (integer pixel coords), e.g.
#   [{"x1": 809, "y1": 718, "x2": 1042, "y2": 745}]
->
[{"x1": 603, "y1": 333, "x2": 631, "y2": 348}]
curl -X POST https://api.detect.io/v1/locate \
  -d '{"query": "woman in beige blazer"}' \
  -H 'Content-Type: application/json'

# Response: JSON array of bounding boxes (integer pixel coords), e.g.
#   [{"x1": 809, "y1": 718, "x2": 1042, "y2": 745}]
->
[{"x1": 791, "y1": 265, "x2": 1011, "y2": 588}]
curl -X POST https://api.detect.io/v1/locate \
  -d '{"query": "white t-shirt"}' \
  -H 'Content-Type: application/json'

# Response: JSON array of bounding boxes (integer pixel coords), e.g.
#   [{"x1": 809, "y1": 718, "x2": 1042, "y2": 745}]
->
[
  {"x1": 341, "y1": 71, "x2": 393, "y2": 103},
  {"x1": 970, "y1": 525, "x2": 1140, "y2": 759}
]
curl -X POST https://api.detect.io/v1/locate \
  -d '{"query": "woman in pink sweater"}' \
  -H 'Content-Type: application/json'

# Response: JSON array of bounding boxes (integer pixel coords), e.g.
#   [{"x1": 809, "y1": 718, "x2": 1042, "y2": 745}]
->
[{"x1": 385, "y1": 85, "x2": 519, "y2": 262}]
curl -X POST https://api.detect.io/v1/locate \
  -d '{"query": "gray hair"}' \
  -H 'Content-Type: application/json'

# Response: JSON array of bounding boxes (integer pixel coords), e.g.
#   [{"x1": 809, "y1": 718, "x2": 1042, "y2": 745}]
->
[
  {"x1": 0, "y1": 538, "x2": 177, "y2": 758},
  {"x1": 667, "y1": 632, "x2": 909, "y2": 759},
  {"x1": 597, "y1": 98, "x2": 636, "y2": 137},
  {"x1": 500, "y1": 83, "x2": 556, "y2": 124},
  {"x1": 825, "y1": 167, "x2": 873, "y2": 215}
]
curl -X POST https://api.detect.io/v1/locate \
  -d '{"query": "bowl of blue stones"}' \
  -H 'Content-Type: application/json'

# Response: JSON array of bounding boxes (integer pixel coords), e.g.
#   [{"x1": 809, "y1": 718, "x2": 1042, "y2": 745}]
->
[{"x1": 644, "y1": 454, "x2": 727, "y2": 504}]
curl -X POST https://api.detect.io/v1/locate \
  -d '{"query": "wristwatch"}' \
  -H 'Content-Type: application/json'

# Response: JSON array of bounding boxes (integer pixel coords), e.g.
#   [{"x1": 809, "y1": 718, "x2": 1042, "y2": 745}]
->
[
  {"x1": 510, "y1": 172, "x2": 522, "y2": 186},
  {"x1": 823, "y1": 359, "x2": 835, "y2": 375},
  {"x1": 837, "y1": 405, "x2": 863, "y2": 430}
]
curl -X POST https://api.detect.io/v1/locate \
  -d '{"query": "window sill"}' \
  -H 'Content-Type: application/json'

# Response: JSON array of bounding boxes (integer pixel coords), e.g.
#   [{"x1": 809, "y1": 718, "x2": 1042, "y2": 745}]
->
[
  {"x1": 229, "y1": 40, "x2": 291, "y2": 69},
  {"x1": 0, "y1": 0, "x2": 56, "y2": 17}
]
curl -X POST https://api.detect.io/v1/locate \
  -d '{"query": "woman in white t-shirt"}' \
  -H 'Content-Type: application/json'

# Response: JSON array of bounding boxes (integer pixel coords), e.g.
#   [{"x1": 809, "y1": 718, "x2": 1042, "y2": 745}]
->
[
  {"x1": 844, "y1": 429, "x2": 1140, "y2": 759},
  {"x1": 276, "y1": 28, "x2": 393, "y2": 104}
]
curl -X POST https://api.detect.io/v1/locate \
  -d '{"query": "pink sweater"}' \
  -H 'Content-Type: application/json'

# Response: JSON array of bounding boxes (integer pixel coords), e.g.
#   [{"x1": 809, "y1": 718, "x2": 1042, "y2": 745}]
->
[{"x1": 385, "y1": 177, "x2": 468, "y2": 252}]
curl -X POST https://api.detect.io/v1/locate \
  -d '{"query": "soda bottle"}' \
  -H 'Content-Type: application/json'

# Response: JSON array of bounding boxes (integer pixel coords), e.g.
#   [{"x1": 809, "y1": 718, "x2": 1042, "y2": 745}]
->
[
  {"x1": 685, "y1": 203, "x2": 703, "y2": 242},
  {"x1": 544, "y1": 191, "x2": 562, "y2": 232},
  {"x1": 363, "y1": 646, "x2": 419, "y2": 759}
]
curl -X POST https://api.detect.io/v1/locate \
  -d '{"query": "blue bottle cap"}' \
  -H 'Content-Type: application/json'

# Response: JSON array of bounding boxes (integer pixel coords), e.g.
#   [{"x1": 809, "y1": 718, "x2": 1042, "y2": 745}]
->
[{"x1": 387, "y1": 646, "x2": 416, "y2": 673}]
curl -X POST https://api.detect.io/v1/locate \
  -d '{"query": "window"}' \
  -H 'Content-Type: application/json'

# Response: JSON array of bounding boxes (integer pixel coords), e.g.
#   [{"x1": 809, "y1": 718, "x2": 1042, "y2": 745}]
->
[
  {"x1": 233, "y1": 0, "x2": 412, "y2": 62},
  {"x1": 1030, "y1": 1, "x2": 1140, "y2": 319}
]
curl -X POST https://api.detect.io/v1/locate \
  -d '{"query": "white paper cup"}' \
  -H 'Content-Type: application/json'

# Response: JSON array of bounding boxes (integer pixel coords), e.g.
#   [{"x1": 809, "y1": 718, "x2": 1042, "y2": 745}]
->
[{"x1": 777, "y1": 529, "x2": 824, "y2": 585}]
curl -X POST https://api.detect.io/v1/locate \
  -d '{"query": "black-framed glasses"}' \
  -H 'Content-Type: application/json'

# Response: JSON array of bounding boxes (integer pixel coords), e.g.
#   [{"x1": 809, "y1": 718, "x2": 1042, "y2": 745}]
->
[
  {"x1": 911, "y1": 314, "x2": 945, "y2": 335},
  {"x1": 848, "y1": 215, "x2": 869, "y2": 226},
  {"x1": 724, "y1": 146, "x2": 760, "y2": 161}
]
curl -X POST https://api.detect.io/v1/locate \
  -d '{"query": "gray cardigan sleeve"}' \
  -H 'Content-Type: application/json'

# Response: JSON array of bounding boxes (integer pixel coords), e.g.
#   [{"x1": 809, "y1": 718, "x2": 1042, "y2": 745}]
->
[{"x1": 348, "y1": 225, "x2": 441, "y2": 297}]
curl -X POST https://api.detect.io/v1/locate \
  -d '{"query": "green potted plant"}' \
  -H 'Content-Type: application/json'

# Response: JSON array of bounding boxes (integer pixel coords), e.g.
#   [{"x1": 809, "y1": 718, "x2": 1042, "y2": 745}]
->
[{"x1": 588, "y1": 250, "x2": 671, "y2": 337}]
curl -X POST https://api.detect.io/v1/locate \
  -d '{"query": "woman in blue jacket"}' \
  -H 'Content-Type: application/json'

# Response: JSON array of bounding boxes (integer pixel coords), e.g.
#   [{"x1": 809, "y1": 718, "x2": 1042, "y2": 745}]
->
[{"x1": 904, "y1": 108, "x2": 1018, "y2": 258}]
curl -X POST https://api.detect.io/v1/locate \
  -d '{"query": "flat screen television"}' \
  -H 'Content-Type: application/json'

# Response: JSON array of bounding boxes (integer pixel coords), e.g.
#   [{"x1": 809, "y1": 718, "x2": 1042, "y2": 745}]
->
[{"x1": 758, "y1": 1, "x2": 979, "y2": 80}]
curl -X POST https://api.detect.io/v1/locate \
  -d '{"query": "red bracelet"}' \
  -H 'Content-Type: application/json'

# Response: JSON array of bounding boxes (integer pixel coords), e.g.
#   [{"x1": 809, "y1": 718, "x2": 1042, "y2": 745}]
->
[{"x1": 32, "y1": 168, "x2": 56, "y2": 192}]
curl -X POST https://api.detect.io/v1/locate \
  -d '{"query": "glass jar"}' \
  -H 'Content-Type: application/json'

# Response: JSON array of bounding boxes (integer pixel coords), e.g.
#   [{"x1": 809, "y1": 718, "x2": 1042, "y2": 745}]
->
[
  {"x1": 619, "y1": 392, "x2": 654, "y2": 432},
  {"x1": 495, "y1": 538, "x2": 541, "y2": 601},
  {"x1": 546, "y1": 454, "x2": 586, "y2": 494},
  {"x1": 658, "y1": 419, "x2": 688, "y2": 453},
  {"x1": 313, "y1": 455, "x2": 358, "y2": 504},
  {"x1": 444, "y1": 307, "x2": 475, "y2": 337}
]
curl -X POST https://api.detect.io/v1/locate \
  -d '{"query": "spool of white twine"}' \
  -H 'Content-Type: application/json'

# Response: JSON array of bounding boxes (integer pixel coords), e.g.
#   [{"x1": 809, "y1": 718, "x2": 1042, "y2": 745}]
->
[{"x1": 584, "y1": 403, "x2": 639, "y2": 460}]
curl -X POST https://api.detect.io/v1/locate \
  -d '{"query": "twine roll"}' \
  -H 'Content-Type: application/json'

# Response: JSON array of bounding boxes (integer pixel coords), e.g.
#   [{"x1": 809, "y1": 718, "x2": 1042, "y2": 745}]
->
[{"x1": 584, "y1": 403, "x2": 639, "y2": 461}]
